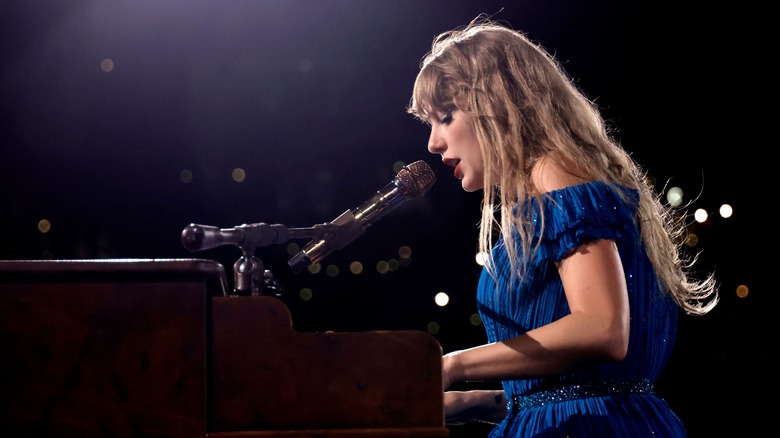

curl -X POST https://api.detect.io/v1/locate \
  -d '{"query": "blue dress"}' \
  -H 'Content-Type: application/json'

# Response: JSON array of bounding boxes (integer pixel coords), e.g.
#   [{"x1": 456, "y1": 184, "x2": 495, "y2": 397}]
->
[{"x1": 476, "y1": 181, "x2": 686, "y2": 437}]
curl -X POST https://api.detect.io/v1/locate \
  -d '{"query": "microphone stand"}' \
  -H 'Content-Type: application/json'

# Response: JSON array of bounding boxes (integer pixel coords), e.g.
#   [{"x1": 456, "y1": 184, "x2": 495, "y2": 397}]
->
[
  {"x1": 232, "y1": 248, "x2": 266, "y2": 297},
  {"x1": 181, "y1": 222, "x2": 345, "y2": 296}
]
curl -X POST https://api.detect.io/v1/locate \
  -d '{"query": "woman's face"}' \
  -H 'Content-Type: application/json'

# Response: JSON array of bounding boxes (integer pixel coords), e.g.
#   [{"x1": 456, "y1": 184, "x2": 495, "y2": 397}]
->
[{"x1": 427, "y1": 109, "x2": 484, "y2": 192}]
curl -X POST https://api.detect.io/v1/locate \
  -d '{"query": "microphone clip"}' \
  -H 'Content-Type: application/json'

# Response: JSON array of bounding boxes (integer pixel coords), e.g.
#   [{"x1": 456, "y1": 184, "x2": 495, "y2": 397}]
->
[{"x1": 288, "y1": 210, "x2": 365, "y2": 274}]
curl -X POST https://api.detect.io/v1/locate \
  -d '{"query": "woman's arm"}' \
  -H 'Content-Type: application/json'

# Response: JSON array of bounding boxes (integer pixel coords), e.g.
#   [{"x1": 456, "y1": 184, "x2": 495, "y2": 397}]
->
[{"x1": 443, "y1": 238, "x2": 631, "y2": 386}]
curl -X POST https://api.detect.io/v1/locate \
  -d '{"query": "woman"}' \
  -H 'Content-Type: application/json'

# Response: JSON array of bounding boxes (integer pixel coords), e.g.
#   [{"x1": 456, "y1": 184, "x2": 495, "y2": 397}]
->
[{"x1": 407, "y1": 18, "x2": 718, "y2": 436}]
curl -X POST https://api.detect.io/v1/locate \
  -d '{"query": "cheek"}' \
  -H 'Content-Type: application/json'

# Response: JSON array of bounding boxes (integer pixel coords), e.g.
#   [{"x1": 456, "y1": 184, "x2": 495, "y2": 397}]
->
[{"x1": 465, "y1": 137, "x2": 483, "y2": 166}]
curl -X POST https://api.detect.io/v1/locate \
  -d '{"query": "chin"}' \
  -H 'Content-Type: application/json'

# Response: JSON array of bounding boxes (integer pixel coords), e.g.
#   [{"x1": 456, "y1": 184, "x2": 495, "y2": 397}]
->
[{"x1": 461, "y1": 181, "x2": 482, "y2": 192}]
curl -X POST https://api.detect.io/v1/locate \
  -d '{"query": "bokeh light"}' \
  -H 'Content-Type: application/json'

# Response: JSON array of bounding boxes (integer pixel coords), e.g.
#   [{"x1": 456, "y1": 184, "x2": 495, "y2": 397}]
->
[
  {"x1": 666, "y1": 187, "x2": 683, "y2": 207},
  {"x1": 37, "y1": 219, "x2": 52, "y2": 234},
  {"x1": 349, "y1": 261, "x2": 363, "y2": 274},
  {"x1": 299, "y1": 287, "x2": 313, "y2": 301},
  {"x1": 232, "y1": 168, "x2": 246, "y2": 182},
  {"x1": 100, "y1": 58, "x2": 114, "y2": 72}
]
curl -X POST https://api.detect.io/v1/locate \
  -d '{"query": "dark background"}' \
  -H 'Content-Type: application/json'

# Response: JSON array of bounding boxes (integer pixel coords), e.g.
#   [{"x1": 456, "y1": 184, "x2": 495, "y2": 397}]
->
[{"x1": 0, "y1": 1, "x2": 766, "y2": 435}]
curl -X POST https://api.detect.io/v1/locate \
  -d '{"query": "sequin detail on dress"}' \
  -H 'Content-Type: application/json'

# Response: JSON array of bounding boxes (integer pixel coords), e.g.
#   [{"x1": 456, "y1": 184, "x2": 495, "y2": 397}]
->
[{"x1": 508, "y1": 379, "x2": 654, "y2": 413}]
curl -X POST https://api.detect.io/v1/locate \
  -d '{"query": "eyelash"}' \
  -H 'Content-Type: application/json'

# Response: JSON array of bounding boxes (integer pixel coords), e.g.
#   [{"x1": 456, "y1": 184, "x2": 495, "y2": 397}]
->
[{"x1": 441, "y1": 112, "x2": 453, "y2": 125}]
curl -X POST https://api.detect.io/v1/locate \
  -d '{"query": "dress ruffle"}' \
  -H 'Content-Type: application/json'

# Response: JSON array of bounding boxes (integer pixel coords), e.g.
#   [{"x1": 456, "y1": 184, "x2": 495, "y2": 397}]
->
[{"x1": 528, "y1": 181, "x2": 640, "y2": 264}]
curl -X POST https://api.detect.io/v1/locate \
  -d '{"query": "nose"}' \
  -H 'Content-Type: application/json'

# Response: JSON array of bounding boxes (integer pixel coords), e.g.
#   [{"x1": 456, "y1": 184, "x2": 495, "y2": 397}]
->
[{"x1": 427, "y1": 125, "x2": 445, "y2": 155}]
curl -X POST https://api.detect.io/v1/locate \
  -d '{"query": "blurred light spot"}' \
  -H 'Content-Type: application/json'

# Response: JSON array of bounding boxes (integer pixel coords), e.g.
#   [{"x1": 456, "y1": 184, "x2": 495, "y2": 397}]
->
[
  {"x1": 694, "y1": 208, "x2": 708, "y2": 223},
  {"x1": 325, "y1": 264, "x2": 339, "y2": 277},
  {"x1": 666, "y1": 186, "x2": 683, "y2": 207},
  {"x1": 399, "y1": 257, "x2": 411, "y2": 267},
  {"x1": 736, "y1": 284, "x2": 749, "y2": 298},
  {"x1": 376, "y1": 260, "x2": 390, "y2": 274},
  {"x1": 399, "y1": 245, "x2": 412, "y2": 259},
  {"x1": 387, "y1": 258, "x2": 400, "y2": 272},
  {"x1": 232, "y1": 168, "x2": 246, "y2": 182},
  {"x1": 180, "y1": 169, "x2": 193, "y2": 183},
  {"x1": 434, "y1": 292, "x2": 449, "y2": 307},
  {"x1": 349, "y1": 261, "x2": 363, "y2": 274},
  {"x1": 426, "y1": 321, "x2": 440, "y2": 335},
  {"x1": 685, "y1": 233, "x2": 699, "y2": 247},
  {"x1": 469, "y1": 313, "x2": 482, "y2": 326},
  {"x1": 299, "y1": 288, "x2": 313, "y2": 301},
  {"x1": 476, "y1": 251, "x2": 489, "y2": 266},
  {"x1": 393, "y1": 161, "x2": 407, "y2": 173},
  {"x1": 286, "y1": 242, "x2": 301, "y2": 256},
  {"x1": 100, "y1": 58, "x2": 114, "y2": 72},
  {"x1": 307, "y1": 263, "x2": 322, "y2": 274},
  {"x1": 37, "y1": 219, "x2": 51, "y2": 233},
  {"x1": 298, "y1": 58, "x2": 313, "y2": 72},
  {"x1": 719, "y1": 204, "x2": 733, "y2": 218}
]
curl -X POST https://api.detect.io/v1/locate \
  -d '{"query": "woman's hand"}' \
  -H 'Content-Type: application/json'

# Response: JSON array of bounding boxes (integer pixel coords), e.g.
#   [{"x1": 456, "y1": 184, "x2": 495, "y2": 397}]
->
[
  {"x1": 442, "y1": 351, "x2": 460, "y2": 390},
  {"x1": 444, "y1": 390, "x2": 507, "y2": 425}
]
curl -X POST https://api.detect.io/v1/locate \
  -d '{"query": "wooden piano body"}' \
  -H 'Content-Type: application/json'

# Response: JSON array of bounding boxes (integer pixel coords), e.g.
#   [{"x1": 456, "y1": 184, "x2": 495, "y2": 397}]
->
[{"x1": 0, "y1": 259, "x2": 447, "y2": 437}]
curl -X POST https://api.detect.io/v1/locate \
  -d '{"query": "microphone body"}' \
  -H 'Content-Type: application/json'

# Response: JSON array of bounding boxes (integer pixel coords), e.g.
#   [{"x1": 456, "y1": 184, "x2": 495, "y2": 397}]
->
[{"x1": 288, "y1": 160, "x2": 435, "y2": 273}]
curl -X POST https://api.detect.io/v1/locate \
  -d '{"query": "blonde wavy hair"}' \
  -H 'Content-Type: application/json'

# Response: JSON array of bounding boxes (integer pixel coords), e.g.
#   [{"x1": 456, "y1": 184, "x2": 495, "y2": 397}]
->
[{"x1": 407, "y1": 17, "x2": 717, "y2": 315}]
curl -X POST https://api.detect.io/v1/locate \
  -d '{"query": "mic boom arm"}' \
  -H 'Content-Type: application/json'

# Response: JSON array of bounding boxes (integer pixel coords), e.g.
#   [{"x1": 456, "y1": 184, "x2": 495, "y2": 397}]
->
[
  {"x1": 181, "y1": 222, "x2": 352, "y2": 253},
  {"x1": 181, "y1": 221, "x2": 357, "y2": 296}
]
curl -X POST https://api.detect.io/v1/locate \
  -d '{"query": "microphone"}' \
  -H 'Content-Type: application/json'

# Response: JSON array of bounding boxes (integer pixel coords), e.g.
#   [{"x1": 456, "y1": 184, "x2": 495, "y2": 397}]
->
[{"x1": 288, "y1": 160, "x2": 436, "y2": 274}]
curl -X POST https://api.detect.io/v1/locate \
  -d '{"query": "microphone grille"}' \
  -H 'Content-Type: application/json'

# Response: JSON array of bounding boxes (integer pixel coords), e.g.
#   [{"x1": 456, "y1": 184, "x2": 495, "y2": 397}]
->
[{"x1": 397, "y1": 160, "x2": 436, "y2": 198}]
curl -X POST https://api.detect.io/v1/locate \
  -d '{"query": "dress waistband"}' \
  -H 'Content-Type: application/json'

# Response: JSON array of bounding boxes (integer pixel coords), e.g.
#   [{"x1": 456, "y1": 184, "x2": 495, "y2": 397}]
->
[{"x1": 507, "y1": 379, "x2": 654, "y2": 413}]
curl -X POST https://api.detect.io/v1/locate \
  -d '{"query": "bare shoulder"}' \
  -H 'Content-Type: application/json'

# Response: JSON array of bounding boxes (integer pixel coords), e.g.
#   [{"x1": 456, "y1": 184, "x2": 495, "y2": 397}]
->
[{"x1": 530, "y1": 155, "x2": 590, "y2": 194}]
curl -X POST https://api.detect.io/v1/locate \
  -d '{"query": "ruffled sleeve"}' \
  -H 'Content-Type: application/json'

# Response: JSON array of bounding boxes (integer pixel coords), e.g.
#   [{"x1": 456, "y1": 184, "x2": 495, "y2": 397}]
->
[{"x1": 528, "y1": 181, "x2": 640, "y2": 263}]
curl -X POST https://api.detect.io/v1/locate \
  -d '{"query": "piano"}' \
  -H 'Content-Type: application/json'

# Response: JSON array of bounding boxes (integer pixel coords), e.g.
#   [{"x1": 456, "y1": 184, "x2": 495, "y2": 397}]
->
[{"x1": 0, "y1": 259, "x2": 447, "y2": 437}]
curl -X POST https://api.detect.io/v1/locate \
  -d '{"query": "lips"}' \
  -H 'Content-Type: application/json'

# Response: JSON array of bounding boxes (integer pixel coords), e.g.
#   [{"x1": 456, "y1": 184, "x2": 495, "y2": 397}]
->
[
  {"x1": 442, "y1": 157, "x2": 461, "y2": 179},
  {"x1": 441, "y1": 157, "x2": 460, "y2": 172},
  {"x1": 453, "y1": 162, "x2": 463, "y2": 179}
]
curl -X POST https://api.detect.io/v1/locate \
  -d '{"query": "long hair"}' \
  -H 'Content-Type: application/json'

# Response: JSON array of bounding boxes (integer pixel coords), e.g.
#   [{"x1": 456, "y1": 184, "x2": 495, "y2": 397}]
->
[{"x1": 407, "y1": 18, "x2": 717, "y2": 315}]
